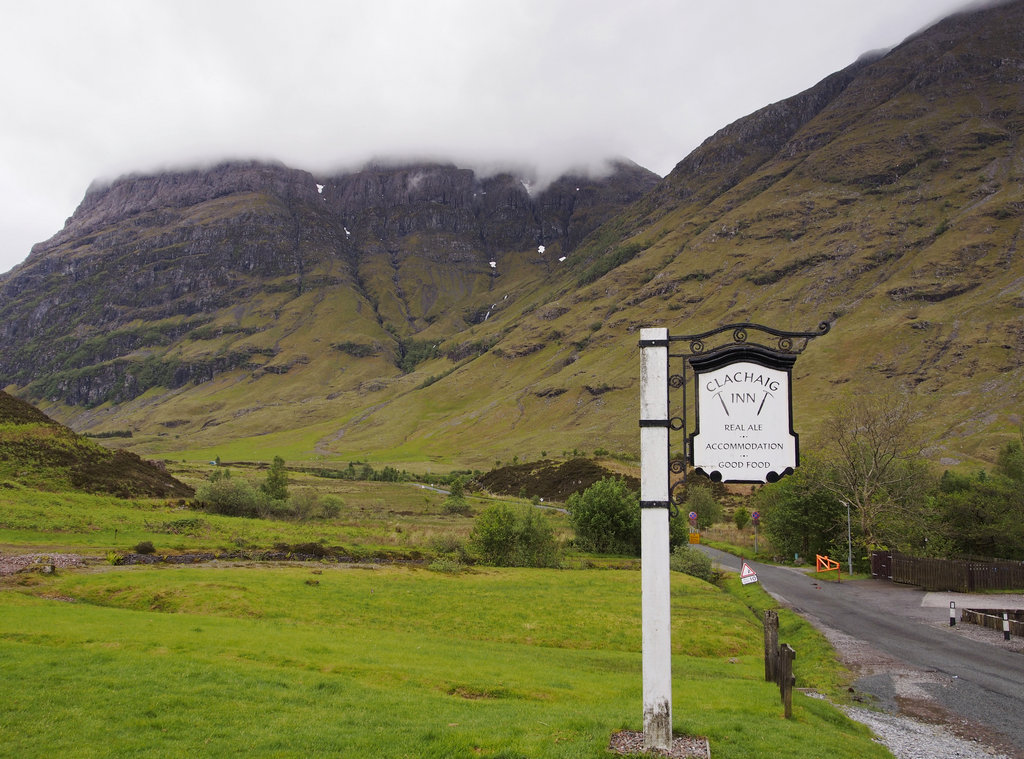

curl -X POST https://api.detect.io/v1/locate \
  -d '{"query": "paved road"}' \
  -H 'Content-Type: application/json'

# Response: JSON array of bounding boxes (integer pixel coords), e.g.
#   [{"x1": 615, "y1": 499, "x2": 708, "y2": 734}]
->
[{"x1": 697, "y1": 545, "x2": 1024, "y2": 756}]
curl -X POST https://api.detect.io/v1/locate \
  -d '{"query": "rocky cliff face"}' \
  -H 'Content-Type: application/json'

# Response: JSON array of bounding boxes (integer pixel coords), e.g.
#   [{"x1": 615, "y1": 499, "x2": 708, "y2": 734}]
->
[{"x1": 0, "y1": 159, "x2": 658, "y2": 406}]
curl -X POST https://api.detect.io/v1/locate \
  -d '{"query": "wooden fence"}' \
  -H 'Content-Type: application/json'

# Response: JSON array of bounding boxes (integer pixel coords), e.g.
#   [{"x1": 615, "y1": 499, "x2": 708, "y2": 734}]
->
[
  {"x1": 762, "y1": 610, "x2": 795, "y2": 719},
  {"x1": 871, "y1": 552, "x2": 1024, "y2": 592},
  {"x1": 962, "y1": 609, "x2": 1024, "y2": 638}
]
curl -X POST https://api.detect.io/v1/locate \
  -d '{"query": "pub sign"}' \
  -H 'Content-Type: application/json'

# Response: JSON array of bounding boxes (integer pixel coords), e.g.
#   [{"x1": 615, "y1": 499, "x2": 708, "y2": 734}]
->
[{"x1": 689, "y1": 344, "x2": 798, "y2": 484}]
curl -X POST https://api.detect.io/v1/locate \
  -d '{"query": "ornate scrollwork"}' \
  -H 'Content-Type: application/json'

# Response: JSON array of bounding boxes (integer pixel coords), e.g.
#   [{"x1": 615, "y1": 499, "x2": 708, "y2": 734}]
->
[
  {"x1": 669, "y1": 374, "x2": 685, "y2": 389},
  {"x1": 669, "y1": 458, "x2": 686, "y2": 475},
  {"x1": 671, "y1": 321, "x2": 831, "y2": 356},
  {"x1": 669, "y1": 417, "x2": 685, "y2": 431},
  {"x1": 667, "y1": 479, "x2": 684, "y2": 518}
]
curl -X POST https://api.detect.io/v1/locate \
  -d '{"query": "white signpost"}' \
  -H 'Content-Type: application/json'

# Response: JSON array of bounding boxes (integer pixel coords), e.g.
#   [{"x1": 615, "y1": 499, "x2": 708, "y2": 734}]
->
[
  {"x1": 637, "y1": 322, "x2": 827, "y2": 750},
  {"x1": 639, "y1": 328, "x2": 673, "y2": 751}
]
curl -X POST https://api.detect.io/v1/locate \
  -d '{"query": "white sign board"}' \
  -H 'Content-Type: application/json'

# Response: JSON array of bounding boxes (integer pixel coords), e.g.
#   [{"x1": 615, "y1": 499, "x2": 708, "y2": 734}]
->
[
  {"x1": 740, "y1": 562, "x2": 758, "y2": 585},
  {"x1": 691, "y1": 358, "x2": 796, "y2": 483}
]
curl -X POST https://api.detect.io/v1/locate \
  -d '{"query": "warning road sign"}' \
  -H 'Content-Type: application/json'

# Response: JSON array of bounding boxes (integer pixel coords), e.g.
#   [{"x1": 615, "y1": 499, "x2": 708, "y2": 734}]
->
[{"x1": 740, "y1": 562, "x2": 758, "y2": 585}]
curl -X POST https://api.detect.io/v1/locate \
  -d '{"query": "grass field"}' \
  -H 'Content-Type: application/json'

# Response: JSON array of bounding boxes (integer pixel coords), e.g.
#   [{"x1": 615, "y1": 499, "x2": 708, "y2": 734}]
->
[
  {"x1": 0, "y1": 474, "x2": 495, "y2": 557},
  {"x1": 0, "y1": 468, "x2": 891, "y2": 758},
  {"x1": 0, "y1": 559, "x2": 889, "y2": 758}
]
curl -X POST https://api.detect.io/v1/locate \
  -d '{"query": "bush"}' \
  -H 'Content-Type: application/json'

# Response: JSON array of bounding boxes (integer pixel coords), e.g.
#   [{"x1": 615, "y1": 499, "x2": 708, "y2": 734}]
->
[
  {"x1": 288, "y1": 488, "x2": 344, "y2": 520},
  {"x1": 196, "y1": 478, "x2": 278, "y2": 518},
  {"x1": 134, "y1": 541, "x2": 156, "y2": 555},
  {"x1": 428, "y1": 556, "x2": 464, "y2": 574},
  {"x1": 567, "y1": 477, "x2": 639, "y2": 555},
  {"x1": 669, "y1": 544, "x2": 714, "y2": 582},
  {"x1": 429, "y1": 534, "x2": 468, "y2": 560},
  {"x1": 443, "y1": 498, "x2": 472, "y2": 516},
  {"x1": 470, "y1": 503, "x2": 561, "y2": 567}
]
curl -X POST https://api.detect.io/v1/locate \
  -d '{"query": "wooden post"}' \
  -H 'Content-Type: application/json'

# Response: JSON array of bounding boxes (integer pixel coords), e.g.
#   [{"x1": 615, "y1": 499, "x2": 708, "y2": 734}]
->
[
  {"x1": 763, "y1": 610, "x2": 779, "y2": 683},
  {"x1": 779, "y1": 644, "x2": 796, "y2": 719},
  {"x1": 639, "y1": 328, "x2": 672, "y2": 751}
]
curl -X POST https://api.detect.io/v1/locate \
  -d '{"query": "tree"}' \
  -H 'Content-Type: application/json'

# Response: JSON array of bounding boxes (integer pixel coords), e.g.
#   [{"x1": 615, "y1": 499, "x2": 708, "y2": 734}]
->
[
  {"x1": 932, "y1": 447, "x2": 1024, "y2": 561},
  {"x1": 261, "y1": 456, "x2": 289, "y2": 501},
  {"x1": 821, "y1": 389, "x2": 928, "y2": 549},
  {"x1": 685, "y1": 484, "x2": 721, "y2": 530},
  {"x1": 567, "y1": 477, "x2": 639, "y2": 555},
  {"x1": 995, "y1": 438, "x2": 1024, "y2": 482},
  {"x1": 754, "y1": 456, "x2": 847, "y2": 561},
  {"x1": 733, "y1": 506, "x2": 751, "y2": 531},
  {"x1": 442, "y1": 476, "x2": 471, "y2": 515}
]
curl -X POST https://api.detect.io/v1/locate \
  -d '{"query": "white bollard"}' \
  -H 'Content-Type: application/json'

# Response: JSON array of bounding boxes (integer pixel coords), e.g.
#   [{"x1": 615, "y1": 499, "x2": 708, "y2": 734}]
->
[
  {"x1": 639, "y1": 327, "x2": 672, "y2": 751},
  {"x1": 1004, "y1": 612, "x2": 1011, "y2": 641},
  {"x1": 949, "y1": 601, "x2": 956, "y2": 627}
]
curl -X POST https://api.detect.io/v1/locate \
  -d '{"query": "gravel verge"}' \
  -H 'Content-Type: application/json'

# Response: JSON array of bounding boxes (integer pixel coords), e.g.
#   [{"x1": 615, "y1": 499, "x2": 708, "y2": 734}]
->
[{"x1": 842, "y1": 705, "x2": 1014, "y2": 759}]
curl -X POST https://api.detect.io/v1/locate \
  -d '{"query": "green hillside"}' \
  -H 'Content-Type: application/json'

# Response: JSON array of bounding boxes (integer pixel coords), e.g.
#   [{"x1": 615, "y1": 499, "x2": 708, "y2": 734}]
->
[{"x1": 0, "y1": 391, "x2": 192, "y2": 498}]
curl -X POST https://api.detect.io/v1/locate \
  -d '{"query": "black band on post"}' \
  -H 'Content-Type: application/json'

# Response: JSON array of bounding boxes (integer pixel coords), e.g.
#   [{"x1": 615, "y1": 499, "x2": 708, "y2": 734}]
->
[
  {"x1": 639, "y1": 419, "x2": 670, "y2": 428},
  {"x1": 640, "y1": 500, "x2": 670, "y2": 509}
]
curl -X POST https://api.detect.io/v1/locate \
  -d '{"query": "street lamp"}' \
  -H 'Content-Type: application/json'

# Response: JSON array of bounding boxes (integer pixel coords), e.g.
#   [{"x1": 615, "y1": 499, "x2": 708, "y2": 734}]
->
[{"x1": 843, "y1": 500, "x2": 853, "y2": 576}]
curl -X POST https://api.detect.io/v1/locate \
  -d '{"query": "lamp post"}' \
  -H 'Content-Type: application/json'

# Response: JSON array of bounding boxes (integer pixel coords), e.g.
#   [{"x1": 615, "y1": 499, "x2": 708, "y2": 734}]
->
[{"x1": 844, "y1": 500, "x2": 853, "y2": 576}]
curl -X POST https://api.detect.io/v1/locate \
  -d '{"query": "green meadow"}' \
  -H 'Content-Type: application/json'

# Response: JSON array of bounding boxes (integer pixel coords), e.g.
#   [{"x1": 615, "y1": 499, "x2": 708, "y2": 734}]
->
[
  {"x1": 0, "y1": 559, "x2": 888, "y2": 758},
  {"x1": 0, "y1": 460, "x2": 888, "y2": 758},
  {"x1": 0, "y1": 476, "x2": 487, "y2": 555}
]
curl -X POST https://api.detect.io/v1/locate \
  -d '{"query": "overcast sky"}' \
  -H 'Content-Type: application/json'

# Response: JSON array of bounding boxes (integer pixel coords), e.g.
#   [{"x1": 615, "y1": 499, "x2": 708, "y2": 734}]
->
[{"x1": 0, "y1": 0, "x2": 978, "y2": 275}]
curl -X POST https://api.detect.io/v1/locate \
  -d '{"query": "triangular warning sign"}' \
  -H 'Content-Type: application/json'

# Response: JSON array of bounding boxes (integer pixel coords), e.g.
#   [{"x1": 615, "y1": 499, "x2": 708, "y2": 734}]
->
[{"x1": 740, "y1": 562, "x2": 756, "y2": 578}]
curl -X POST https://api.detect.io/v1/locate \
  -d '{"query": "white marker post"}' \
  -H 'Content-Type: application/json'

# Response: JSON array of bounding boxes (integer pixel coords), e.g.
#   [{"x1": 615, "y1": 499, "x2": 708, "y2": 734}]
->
[{"x1": 639, "y1": 328, "x2": 672, "y2": 751}]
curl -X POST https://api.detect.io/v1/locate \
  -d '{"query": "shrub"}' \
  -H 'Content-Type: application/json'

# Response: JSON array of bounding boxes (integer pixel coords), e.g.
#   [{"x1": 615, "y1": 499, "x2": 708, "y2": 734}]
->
[
  {"x1": 134, "y1": 541, "x2": 156, "y2": 555},
  {"x1": 470, "y1": 503, "x2": 561, "y2": 567},
  {"x1": 670, "y1": 544, "x2": 714, "y2": 582},
  {"x1": 288, "y1": 488, "x2": 344, "y2": 520},
  {"x1": 443, "y1": 498, "x2": 472, "y2": 516},
  {"x1": 428, "y1": 556, "x2": 464, "y2": 574},
  {"x1": 567, "y1": 477, "x2": 639, "y2": 555},
  {"x1": 196, "y1": 478, "x2": 277, "y2": 518},
  {"x1": 733, "y1": 506, "x2": 751, "y2": 531},
  {"x1": 320, "y1": 496, "x2": 342, "y2": 519}
]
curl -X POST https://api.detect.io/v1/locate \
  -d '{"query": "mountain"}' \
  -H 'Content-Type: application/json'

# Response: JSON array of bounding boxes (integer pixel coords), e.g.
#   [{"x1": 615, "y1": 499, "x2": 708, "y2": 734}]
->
[
  {"x1": 1, "y1": 0, "x2": 1023, "y2": 471},
  {"x1": 0, "y1": 391, "x2": 193, "y2": 498}
]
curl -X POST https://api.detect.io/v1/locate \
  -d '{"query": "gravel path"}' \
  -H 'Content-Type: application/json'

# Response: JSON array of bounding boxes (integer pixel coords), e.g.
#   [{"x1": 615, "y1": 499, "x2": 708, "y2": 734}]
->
[{"x1": 0, "y1": 553, "x2": 88, "y2": 575}]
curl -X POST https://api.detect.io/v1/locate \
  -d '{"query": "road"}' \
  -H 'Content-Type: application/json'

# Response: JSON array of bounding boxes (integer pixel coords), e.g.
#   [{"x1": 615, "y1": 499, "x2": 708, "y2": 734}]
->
[{"x1": 697, "y1": 545, "x2": 1024, "y2": 757}]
